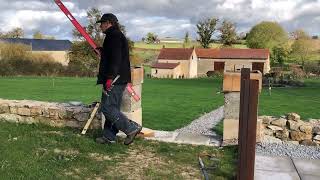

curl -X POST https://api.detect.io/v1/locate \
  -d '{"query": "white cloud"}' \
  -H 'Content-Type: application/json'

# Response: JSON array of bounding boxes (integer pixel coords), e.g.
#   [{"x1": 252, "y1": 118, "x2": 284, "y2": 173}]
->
[{"x1": 0, "y1": 0, "x2": 319, "y2": 41}]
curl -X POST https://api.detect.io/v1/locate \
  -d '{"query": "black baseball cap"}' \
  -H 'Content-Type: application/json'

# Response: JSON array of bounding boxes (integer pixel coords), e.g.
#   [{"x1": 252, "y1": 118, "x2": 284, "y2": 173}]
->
[{"x1": 96, "y1": 13, "x2": 118, "y2": 23}]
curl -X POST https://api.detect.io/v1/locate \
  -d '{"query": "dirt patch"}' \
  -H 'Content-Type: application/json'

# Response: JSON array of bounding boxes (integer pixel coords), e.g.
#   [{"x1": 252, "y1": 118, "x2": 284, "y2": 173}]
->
[
  {"x1": 88, "y1": 153, "x2": 112, "y2": 162},
  {"x1": 53, "y1": 148, "x2": 79, "y2": 156},
  {"x1": 110, "y1": 148, "x2": 201, "y2": 179},
  {"x1": 41, "y1": 131, "x2": 64, "y2": 136},
  {"x1": 64, "y1": 168, "x2": 85, "y2": 179}
]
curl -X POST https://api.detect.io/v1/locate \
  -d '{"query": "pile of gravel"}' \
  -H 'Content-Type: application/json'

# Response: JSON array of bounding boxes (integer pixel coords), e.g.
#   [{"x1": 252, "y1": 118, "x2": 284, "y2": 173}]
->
[
  {"x1": 256, "y1": 142, "x2": 320, "y2": 160},
  {"x1": 174, "y1": 106, "x2": 224, "y2": 136}
]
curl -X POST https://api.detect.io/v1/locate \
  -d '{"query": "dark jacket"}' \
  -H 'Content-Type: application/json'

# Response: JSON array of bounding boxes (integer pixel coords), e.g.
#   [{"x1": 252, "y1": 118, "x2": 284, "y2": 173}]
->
[{"x1": 97, "y1": 26, "x2": 131, "y2": 85}]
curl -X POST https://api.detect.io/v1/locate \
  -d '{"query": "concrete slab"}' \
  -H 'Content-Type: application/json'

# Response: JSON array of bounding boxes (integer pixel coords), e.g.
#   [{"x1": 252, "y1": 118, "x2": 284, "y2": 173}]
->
[
  {"x1": 255, "y1": 155, "x2": 297, "y2": 172},
  {"x1": 254, "y1": 169, "x2": 300, "y2": 180},
  {"x1": 300, "y1": 174, "x2": 320, "y2": 180},
  {"x1": 293, "y1": 158, "x2": 320, "y2": 177},
  {"x1": 174, "y1": 133, "x2": 210, "y2": 145}
]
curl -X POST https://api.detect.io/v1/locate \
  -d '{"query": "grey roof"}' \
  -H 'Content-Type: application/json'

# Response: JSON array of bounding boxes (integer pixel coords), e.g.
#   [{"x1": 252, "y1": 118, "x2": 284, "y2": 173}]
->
[{"x1": 0, "y1": 38, "x2": 72, "y2": 51}]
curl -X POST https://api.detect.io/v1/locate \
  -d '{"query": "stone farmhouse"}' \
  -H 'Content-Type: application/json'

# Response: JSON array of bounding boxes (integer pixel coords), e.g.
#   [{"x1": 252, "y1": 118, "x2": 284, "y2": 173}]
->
[{"x1": 151, "y1": 48, "x2": 270, "y2": 78}]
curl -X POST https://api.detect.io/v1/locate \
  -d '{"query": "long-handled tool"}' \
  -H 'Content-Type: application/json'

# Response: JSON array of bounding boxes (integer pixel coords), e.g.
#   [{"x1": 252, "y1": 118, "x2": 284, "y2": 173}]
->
[
  {"x1": 54, "y1": 0, "x2": 140, "y2": 102},
  {"x1": 81, "y1": 102, "x2": 100, "y2": 135}
]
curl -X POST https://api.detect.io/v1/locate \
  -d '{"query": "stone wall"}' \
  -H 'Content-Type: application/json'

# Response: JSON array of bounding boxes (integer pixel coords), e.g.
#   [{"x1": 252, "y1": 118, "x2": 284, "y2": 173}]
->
[
  {"x1": 261, "y1": 113, "x2": 320, "y2": 146},
  {"x1": 0, "y1": 67, "x2": 144, "y2": 129}
]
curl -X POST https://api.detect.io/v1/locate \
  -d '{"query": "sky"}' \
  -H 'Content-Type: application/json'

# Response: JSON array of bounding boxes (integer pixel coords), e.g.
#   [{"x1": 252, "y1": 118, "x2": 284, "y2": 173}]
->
[{"x1": 0, "y1": 0, "x2": 319, "y2": 41}]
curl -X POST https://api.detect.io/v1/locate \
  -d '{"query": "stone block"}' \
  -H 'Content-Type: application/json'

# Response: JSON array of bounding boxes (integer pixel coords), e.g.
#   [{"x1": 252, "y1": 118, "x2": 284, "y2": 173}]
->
[
  {"x1": 290, "y1": 131, "x2": 307, "y2": 141},
  {"x1": 30, "y1": 106, "x2": 43, "y2": 116},
  {"x1": 17, "y1": 107, "x2": 31, "y2": 116},
  {"x1": 9, "y1": 106, "x2": 18, "y2": 114},
  {"x1": 121, "y1": 84, "x2": 142, "y2": 112},
  {"x1": 300, "y1": 139, "x2": 318, "y2": 146},
  {"x1": 131, "y1": 67, "x2": 144, "y2": 86},
  {"x1": 261, "y1": 116, "x2": 274, "y2": 125},
  {"x1": 223, "y1": 118, "x2": 262, "y2": 143},
  {"x1": 73, "y1": 112, "x2": 89, "y2": 122},
  {"x1": 287, "y1": 120, "x2": 303, "y2": 131},
  {"x1": 123, "y1": 108, "x2": 142, "y2": 126},
  {"x1": 271, "y1": 118, "x2": 287, "y2": 127},
  {"x1": 0, "y1": 113, "x2": 22, "y2": 123},
  {"x1": 0, "y1": 104, "x2": 10, "y2": 113},
  {"x1": 287, "y1": 113, "x2": 301, "y2": 121},
  {"x1": 299, "y1": 124, "x2": 313, "y2": 134},
  {"x1": 275, "y1": 129, "x2": 289, "y2": 140},
  {"x1": 224, "y1": 92, "x2": 240, "y2": 119},
  {"x1": 313, "y1": 126, "x2": 320, "y2": 135}
]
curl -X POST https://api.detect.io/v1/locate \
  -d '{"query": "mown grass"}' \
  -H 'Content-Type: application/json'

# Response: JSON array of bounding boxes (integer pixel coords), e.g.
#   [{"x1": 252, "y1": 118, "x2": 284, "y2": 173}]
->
[
  {"x1": 0, "y1": 122, "x2": 237, "y2": 179},
  {"x1": 0, "y1": 77, "x2": 224, "y2": 131}
]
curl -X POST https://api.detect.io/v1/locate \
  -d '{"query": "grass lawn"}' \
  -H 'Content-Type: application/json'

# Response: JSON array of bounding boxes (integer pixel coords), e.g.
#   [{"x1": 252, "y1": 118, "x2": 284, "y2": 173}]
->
[
  {"x1": 0, "y1": 122, "x2": 237, "y2": 179},
  {"x1": 0, "y1": 76, "x2": 319, "y2": 130},
  {"x1": 259, "y1": 78, "x2": 320, "y2": 120},
  {"x1": 0, "y1": 77, "x2": 224, "y2": 131}
]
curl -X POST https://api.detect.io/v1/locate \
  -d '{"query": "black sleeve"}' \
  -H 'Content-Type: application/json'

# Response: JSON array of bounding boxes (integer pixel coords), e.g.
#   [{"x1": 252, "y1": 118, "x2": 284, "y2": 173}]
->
[{"x1": 106, "y1": 33, "x2": 122, "y2": 79}]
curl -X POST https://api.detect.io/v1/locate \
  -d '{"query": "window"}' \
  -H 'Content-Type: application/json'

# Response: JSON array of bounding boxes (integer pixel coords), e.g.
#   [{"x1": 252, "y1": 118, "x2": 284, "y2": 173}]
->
[{"x1": 155, "y1": 69, "x2": 158, "y2": 74}]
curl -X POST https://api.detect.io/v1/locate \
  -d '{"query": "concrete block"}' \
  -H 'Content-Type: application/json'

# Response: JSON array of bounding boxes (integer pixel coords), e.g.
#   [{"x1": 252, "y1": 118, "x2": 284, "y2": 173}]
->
[
  {"x1": 255, "y1": 155, "x2": 297, "y2": 172},
  {"x1": 131, "y1": 67, "x2": 144, "y2": 86},
  {"x1": 123, "y1": 108, "x2": 142, "y2": 126},
  {"x1": 223, "y1": 71, "x2": 262, "y2": 92},
  {"x1": 223, "y1": 118, "x2": 262, "y2": 143},
  {"x1": 224, "y1": 92, "x2": 240, "y2": 119},
  {"x1": 254, "y1": 170, "x2": 300, "y2": 180},
  {"x1": 121, "y1": 84, "x2": 142, "y2": 112}
]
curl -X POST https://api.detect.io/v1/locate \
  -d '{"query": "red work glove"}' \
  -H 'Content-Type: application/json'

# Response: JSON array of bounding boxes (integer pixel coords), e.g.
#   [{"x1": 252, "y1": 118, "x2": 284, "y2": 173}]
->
[{"x1": 105, "y1": 79, "x2": 112, "y2": 91}]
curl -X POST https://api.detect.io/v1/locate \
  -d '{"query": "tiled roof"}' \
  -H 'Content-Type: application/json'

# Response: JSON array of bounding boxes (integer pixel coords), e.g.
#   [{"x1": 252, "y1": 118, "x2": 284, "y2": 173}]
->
[
  {"x1": 0, "y1": 38, "x2": 72, "y2": 51},
  {"x1": 196, "y1": 48, "x2": 269, "y2": 59},
  {"x1": 158, "y1": 48, "x2": 194, "y2": 60},
  {"x1": 151, "y1": 62, "x2": 180, "y2": 69}
]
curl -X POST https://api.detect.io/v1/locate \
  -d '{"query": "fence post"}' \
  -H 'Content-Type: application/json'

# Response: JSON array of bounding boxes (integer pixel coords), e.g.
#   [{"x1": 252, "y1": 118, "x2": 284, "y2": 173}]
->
[{"x1": 237, "y1": 68, "x2": 259, "y2": 180}]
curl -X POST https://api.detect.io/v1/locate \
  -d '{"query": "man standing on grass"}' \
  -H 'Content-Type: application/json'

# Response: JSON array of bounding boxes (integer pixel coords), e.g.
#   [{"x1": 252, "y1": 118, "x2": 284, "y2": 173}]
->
[{"x1": 95, "y1": 13, "x2": 142, "y2": 145}]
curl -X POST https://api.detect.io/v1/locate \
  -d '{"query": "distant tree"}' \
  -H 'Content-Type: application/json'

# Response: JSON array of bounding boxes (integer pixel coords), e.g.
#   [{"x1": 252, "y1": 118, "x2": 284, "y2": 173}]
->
[
  {"x1": 0, "y1": 27, "x2": 24, "y2": 38},
  {"x1": 141, "y1": 37, "x2": 145, "y2": 42},
  {"x1": 196, "y1": 17, "x2": 219, "y2": 48},
  {"x1": 145, "y1": 32, "x2": 158, "y2": 44},
  {"x1": 290, "y1": 29, "x2": 309, "y2": 40},
  {"x1": 33, "y1": 31, "x2": 44, "y2": 39},
  {"x1": 312, "y1": 35, "x2": 318, "y2": 40},
  {"x1": 291, "y1": 32, "x2": 312, "y2": 66},
  {"x1": 183, "y1": 31, "x2": 190, "y2": 46},
  {"x1": 271, "y1": 44, "x2": 290, "y2": 66},
  {"x1": 246, "y1": 21, "x2": 288, "y2": 50},
  {"x1": 218, "y1": 19, "x2": 237, "y2": 47}
]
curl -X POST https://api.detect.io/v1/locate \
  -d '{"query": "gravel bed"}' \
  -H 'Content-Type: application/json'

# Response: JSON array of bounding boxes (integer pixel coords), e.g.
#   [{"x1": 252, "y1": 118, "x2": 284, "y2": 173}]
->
[
  {"x1": 174, "y1": 106, "x2": 224, "y2": 136},
  {"x1": 256, "y1": 142, "x2": 320, "y2": 160}
]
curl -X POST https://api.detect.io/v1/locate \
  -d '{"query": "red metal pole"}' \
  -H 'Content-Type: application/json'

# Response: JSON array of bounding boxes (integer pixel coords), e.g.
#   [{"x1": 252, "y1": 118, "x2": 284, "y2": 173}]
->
[
  {"x1": 54, "y1": 0, "x2": 141, "y2": 102},
  {"x1": 54, "y1": 0, "x2": 99, "y2": 55}
]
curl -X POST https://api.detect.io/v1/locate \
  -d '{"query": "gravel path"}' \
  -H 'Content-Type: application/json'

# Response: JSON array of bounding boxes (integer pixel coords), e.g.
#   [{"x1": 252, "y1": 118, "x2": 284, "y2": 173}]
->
[
  {"x1": 174, "y1": 106, "x2": 224, "y2": 136},
  {"x1": 256, "y1": 142, "x2": 320, "y2": 160}
]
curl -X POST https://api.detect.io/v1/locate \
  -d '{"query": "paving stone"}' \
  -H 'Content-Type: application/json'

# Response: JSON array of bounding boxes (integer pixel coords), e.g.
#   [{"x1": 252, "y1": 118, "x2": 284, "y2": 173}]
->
[
  {"x1": 254, "y1": 170, "x2": 300, "y2": 180},
  {"x1": 174, "y1": 133, "x2": 210, "y2": 145},
  {"x1": 293, "y1": 158, "x2": 320, "y2": 176},
  {"x1": 255, "y1": 155, "x2": 296, "y2": 172}
]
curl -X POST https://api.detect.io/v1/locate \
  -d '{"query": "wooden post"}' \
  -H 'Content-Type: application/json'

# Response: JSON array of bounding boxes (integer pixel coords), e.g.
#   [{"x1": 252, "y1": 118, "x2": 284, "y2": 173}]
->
[{"x1": 237, "y1": 68, "x2": 259, "y2": 180}]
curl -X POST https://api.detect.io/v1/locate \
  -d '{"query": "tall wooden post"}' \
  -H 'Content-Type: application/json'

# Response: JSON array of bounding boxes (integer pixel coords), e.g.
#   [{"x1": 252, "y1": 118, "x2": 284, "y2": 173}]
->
[{"x1": 237, "y1": 68, "x2": 259, "y2": 180}]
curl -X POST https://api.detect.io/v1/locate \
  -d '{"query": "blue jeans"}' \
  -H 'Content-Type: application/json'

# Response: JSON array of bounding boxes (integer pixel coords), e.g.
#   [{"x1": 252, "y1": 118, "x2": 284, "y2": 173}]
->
[{"x1": 100, "y1": 84, "x2": 137, "y2": 141}]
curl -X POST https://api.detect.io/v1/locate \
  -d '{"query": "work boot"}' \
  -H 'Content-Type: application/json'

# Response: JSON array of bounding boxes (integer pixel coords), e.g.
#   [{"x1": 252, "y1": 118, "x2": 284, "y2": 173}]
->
[
  {"x1": 124, "y1": 122, "x2": 142, "y2": 145},
  {"x1": 95, "y1": 136, "x2": 116, "y2": 144}
]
